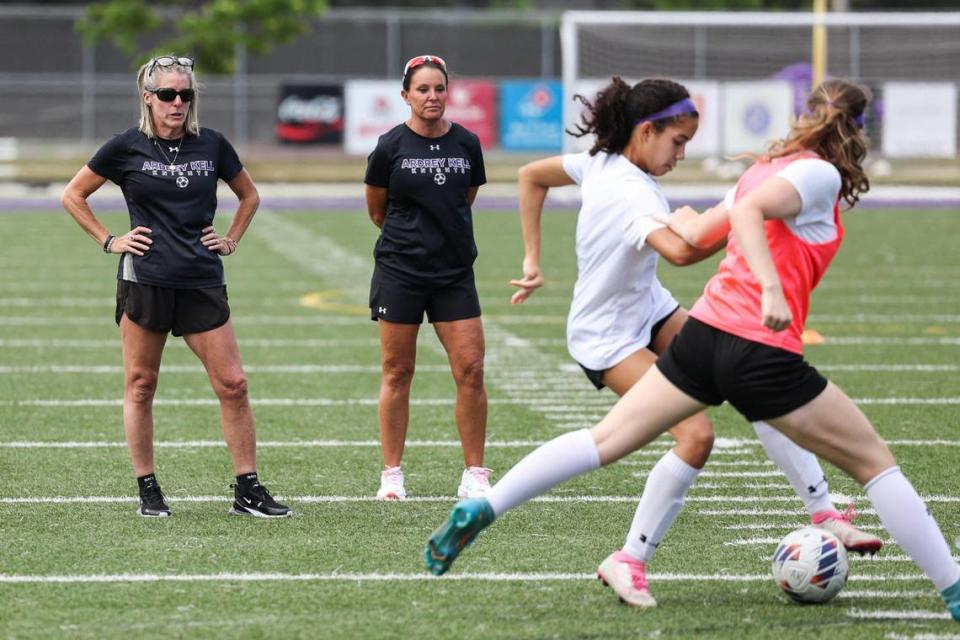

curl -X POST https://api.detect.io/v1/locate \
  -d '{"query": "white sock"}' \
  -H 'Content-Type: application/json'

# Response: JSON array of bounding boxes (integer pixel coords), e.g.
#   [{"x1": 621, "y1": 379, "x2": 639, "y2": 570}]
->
[
  {"x1": 752, "y1": 420, "x2": 834, "y2": 515},
  {"x1": 622, "y1": 449, "x2": 701, "y2": 562},
  {"x1": 486, "y1": 429, "x2": 600, "y2": 517},
  {"x1": 866, "y1": 466, "x2": 960, "y2": 591}
]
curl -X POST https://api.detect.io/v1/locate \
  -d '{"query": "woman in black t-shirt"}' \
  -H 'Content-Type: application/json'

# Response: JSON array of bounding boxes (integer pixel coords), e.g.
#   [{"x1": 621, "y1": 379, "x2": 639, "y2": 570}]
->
[
  {"x1": 61, "y1": 55, "x2": 290, "y2": 519},
  {"x1": 364, "y1": 55, "x2": 491, "y2": 501}
]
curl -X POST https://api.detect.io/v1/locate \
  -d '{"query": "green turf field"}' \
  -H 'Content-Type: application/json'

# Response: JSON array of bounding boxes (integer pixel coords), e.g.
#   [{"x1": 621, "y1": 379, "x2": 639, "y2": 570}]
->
[{"x1": 1, "y1": 207, "x2": 959, "y2": 639}]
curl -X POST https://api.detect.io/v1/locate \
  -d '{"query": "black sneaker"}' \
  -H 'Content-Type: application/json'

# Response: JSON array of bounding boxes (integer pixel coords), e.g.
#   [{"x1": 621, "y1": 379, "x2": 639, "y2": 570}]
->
[
  {"x1": 229, "y1": 481, "x2": 292, "y2": 518},
  {"x1": 138, "y1": 483, "x2": 171, "y2": 517}
]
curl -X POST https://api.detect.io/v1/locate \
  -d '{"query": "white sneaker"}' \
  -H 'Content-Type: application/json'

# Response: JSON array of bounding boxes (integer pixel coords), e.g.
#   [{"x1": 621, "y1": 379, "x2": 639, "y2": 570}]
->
[
  {"x1": 457, "y1": 466, "x2": 492, "y2": 498},
  {"x1": 376, "y1": 466, "x2": 406, "y2": 500}
]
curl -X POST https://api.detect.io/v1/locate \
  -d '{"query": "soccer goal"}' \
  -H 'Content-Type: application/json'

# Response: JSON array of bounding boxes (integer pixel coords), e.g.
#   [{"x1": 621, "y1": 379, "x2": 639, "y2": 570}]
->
[{"x1": 560, "y1": 11, "x2": 960, "y2": 157}]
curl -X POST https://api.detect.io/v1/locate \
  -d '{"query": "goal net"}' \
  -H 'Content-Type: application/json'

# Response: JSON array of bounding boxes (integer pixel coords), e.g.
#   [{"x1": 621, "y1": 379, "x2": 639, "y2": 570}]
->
[{"x1": 560, "y1": 11, "x2": 960, "y2": 157}]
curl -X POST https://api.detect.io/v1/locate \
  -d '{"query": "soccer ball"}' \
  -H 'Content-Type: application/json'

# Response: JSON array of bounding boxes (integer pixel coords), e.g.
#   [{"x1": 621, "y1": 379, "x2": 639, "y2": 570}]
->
[{"x1": 771, "y1": 526, "x2": 849, "y2": 604}]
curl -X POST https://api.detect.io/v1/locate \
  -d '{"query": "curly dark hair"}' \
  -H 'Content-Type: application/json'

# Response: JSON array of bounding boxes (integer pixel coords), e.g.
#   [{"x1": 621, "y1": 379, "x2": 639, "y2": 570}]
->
[
  {"x1": 568, "y1": 77, "x2": 695, "y2": 156},
  {"x1": 767, "y1": 79, "x2": 871, "y2": 207}
]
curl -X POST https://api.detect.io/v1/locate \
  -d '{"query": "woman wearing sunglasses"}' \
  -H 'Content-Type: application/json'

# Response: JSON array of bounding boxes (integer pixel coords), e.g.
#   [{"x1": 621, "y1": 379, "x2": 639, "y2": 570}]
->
[
  {"x1": 364, "y1": 54, "x2": 491, "y2": 500},
  {"x1": 61, "y1": 55, "x2": 290, "y2": 519}
]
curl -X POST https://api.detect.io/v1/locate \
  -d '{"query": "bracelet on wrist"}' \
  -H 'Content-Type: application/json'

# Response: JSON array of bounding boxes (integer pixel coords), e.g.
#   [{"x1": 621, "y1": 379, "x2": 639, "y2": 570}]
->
[{"x1": 102, "y1": 234, "x2": 115, "y2": 254}]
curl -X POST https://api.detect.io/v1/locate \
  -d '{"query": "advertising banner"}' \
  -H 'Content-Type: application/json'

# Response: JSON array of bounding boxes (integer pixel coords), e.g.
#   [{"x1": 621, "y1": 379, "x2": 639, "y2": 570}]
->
[
  {"x1": 883, "y1": 82, "x2": 957, "y2": 158},
  {"x1": 276, "y1": 84, "x2": 344, "y2": 144},
  {"x1": 445, "y1": 79, "x2": 497, "y2": 149},
  {"x1": 500, "y1": 80, "x2": 563, "y2": 152},
  {"x1": 344, "y1": 80, "x2": 408, "y2": 155},
  {"x1": 722, "y1": 81, "x2": 793, "y2": 155}
]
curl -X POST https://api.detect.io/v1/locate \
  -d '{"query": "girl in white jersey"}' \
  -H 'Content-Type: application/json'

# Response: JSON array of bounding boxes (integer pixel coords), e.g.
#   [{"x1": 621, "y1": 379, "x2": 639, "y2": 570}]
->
[
  {"x1": 426, "y1": 79, "x2": 960, "y2": 621},
  {"x1": 499, "y1": 76, "x2": 877, "y2": 605}
]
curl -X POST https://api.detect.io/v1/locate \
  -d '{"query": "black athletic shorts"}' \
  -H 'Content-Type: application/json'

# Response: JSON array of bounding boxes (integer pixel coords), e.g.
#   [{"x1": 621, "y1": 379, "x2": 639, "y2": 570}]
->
[
  {"x1": 654, "y1": 316, "x2": 828, "y2": 422},
  {"x1": 115, "y1": 280, "x2": 231, "y2": 337},
  {"x1": 369, "y1": 266, "x2": 481, "y2": 324},
  {"x1": 578, "y1": 304, "x2": 682, "y2": 391}
]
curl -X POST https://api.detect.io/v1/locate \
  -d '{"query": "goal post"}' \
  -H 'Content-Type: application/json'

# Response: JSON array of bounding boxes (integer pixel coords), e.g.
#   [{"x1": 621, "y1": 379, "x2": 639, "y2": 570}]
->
[{"x1": 560, "y1": 11, "x2": 960, "y2": 156}]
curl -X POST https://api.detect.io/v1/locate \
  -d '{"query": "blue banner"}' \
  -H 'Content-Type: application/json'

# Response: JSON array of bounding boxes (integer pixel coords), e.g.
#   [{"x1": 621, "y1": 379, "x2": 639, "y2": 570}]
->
[{"x1": 499, "y1": 80, "x2": 563, "y2": 152}]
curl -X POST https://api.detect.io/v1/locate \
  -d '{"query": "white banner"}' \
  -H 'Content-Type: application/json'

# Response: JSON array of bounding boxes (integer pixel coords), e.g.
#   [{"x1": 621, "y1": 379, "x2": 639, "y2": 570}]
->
[
  {"x1": 722, "y1": 81, "x2": 793, "y2": 156},
  {"x1": 562, "y1": 79, "x2": 720, "y2": 157},
  {"x1": 684, "y1": 81, "x2": 720, "y2": 158},
  {"x1": 344, "y1": 80, "x2": 408, "y2": 155},
  {"x1": 882, "y1": 82, "x2": 957, "y2": 158}
]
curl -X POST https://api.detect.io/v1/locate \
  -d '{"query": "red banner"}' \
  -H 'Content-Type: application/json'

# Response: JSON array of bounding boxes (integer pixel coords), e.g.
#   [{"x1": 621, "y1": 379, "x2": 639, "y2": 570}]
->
[{"x1": 444, "y1": 79, "x2": 497, "y2": 149}]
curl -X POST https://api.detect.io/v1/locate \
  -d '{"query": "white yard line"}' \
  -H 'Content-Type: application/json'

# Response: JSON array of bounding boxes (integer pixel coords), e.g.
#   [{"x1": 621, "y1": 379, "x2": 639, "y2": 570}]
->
[
  {"x1": 0, "y1": 338, "x2": 382, "y2": 348},
  {"x1": 723, "y1": 523, "x2": 884, "y2": 531},
  {"x1": 11, "y1": 312, "x2": 960, "y2": 326},
  {"x1": 2, "y1": 363, "x2": 959, "y2": 375},
  {"x1": 0, "y1": 572, "x2": 938, "y2": 585},
  {"x1": 1, "y1": 494, "x2": 955, "y2": 507},
  {"x1": 0, "y1": 439, "x2": 552, "y2": 449},
  {"x1": 5, "y1": 336, "x2": 960, "y2": 348},
  {"x1": 5, "y1": 396, "x2": 960, "y2": 408},
  {"x1": 846, "y1": 608, "x2": 953, "y2": 621},
  {"x1": 1, "y1": 438, "x2": 957, "y2": 450},
  {"x1": 0, "y1": 364, "x2": 452, "y2": 374}
]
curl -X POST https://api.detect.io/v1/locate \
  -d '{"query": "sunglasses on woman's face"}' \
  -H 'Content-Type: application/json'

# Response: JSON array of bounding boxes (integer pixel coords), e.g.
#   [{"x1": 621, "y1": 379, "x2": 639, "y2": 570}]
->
[
  {"x1": 149, "y1": 55, "x2": 194, "y2": 75},
  {"x1": 149, "y1": 88, "x2": 195, "y2": 103}
]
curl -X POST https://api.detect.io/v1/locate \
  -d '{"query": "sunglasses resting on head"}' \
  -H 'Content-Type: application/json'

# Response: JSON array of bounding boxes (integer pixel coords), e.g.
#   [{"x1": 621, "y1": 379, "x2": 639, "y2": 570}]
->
[
  {"x1": 403, "y1": 54, "x2": 446, "y2": 77},
  {"x1": 148, "y1": 55, "x2": 194, "y2": 75}
]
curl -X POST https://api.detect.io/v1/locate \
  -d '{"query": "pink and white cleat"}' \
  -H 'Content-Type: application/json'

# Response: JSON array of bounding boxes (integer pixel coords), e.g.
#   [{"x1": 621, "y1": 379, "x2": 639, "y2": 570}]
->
[
  {"x1": 597, "y1": 550, "x2": 657, "y2": 608},
  {"x1": 812, "y1": 502, "x2": 883, "y2": 555}
]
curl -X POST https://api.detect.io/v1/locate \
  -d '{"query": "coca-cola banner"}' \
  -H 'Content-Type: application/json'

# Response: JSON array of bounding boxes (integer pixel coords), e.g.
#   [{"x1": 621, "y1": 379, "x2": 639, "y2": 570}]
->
[{"x1": 276, "y1": 84, "x2": 344, "y2": 144}]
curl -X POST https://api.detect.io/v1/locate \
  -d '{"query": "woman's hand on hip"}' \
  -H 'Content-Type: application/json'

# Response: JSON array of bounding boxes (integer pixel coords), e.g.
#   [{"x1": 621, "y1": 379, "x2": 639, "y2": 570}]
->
[
  {"x1": 112, "y1": 226, "x2": 152, "y2": 256},
  {"x1": 201, "y1": 225, "x2": 238, "y2": 256}
]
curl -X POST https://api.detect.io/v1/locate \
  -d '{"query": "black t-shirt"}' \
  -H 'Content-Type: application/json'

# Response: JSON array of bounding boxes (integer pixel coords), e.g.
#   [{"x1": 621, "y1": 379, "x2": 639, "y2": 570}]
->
[
  {"x1": 364, "y1": 122, "x2": 486, "y2": 286},
  {"x1": 87, "y1": 127, "x2": 243, "y2": 289}
]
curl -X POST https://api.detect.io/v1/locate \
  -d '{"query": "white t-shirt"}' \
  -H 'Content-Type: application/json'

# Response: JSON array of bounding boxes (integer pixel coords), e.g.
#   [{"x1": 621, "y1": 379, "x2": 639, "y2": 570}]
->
[
  {"x1": 562, "y1": 151, "x2": 679, "y2": 371},
  {"x1": 723, "y1": 158, "x2": 841, "y2": 244}
]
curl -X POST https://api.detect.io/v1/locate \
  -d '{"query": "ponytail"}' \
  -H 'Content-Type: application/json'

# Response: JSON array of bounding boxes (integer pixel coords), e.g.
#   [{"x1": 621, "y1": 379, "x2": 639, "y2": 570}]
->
[
  {"x1": 568, "y1": 77, "x2": 695, "y2": 156},
  {"x1": 767, "y1": 79, "x2": 871, "y2": 207}
]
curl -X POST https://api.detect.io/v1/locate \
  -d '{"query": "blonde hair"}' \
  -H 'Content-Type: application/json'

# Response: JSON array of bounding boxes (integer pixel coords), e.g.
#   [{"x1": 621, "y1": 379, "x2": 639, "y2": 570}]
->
[
  {"x1": 767, "y1": 79, "x2": 871, "y2": 208},
  {"x1": 137, "y1": 58, "x2": 199, "y2": 138}
]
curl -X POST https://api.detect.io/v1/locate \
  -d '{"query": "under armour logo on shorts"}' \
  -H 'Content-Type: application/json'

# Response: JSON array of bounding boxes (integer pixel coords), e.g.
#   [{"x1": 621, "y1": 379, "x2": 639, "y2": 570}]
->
[{"x1": 378, "y1": 306, "x2": 388, "y2": 314}]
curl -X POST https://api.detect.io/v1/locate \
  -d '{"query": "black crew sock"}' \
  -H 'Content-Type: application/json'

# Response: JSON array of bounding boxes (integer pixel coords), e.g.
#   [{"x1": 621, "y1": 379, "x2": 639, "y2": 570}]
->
[
  {"x1": 137, "y1": 473, "x2": 159, "y2": 492},
  {"x1": 236, "y1": 472, "x2": 260, "y2": 490}
]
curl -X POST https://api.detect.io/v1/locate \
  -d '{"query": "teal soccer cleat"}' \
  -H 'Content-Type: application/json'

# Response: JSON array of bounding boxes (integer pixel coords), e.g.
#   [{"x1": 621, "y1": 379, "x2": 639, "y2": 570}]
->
[
  {"x1": 943, "y1": 577, "x2": 960, "y2": 622},
  {"x1": 425, "y1": 498, "x2": 495, "y2": 575}
]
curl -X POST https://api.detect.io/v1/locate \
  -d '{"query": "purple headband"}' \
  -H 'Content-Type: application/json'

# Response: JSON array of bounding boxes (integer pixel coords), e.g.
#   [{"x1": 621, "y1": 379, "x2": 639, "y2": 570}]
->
[
  {"x1": 635, "y1": 98, "x2": 699, "y2": 125},
  {"x1": 825, "y1": 100, "x2": 866, "y2": 128}
]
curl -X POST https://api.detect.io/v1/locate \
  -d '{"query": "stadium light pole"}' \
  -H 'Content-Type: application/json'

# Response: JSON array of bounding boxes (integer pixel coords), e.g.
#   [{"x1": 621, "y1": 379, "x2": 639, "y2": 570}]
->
[{"x1": 812, "y1": 0, "x2": 828, "y2": 90}]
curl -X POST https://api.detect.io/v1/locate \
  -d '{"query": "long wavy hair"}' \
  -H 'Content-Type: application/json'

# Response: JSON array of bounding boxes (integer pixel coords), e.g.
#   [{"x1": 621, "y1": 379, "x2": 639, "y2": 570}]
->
[
  {"x1": 137, "y1": 58, "x2": 199, "y2": 138},
  {"x1": 568, "y1": 77, "x2": 695, "y2": 156},
  {"x1": 767, "y1": 79, "x2": 871, "y2": 207}
]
